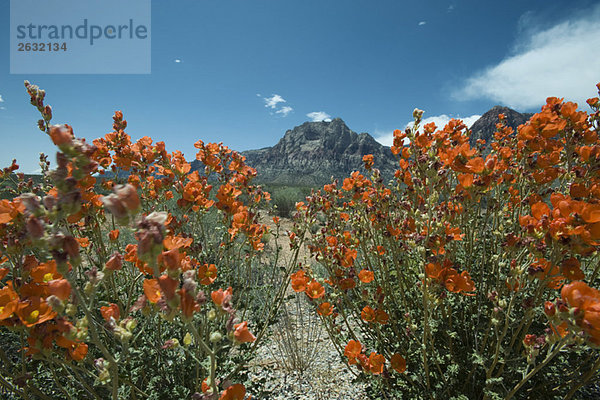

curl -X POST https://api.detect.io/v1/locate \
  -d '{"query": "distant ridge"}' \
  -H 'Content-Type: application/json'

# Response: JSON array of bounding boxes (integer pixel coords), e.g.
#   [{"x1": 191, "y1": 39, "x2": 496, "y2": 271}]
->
[
  {"x1": 469, "y1": 106, "x2": 533, "y2": 146},
  {"x1": 189, "y1": 107, "x2": 534, "y2": 186},
  {"x1": 237, "y1": 118, "x2": 397, "y2": 186}
]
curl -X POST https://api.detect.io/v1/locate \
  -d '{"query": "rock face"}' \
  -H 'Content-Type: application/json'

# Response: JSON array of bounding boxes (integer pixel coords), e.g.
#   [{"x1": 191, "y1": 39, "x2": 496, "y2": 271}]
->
[
  {"x1": 241, "y1": 118, "x2": 397, "y2": 186},
  {"x1": 195, "y1": 107, "x2": 535, "y2": 187},
  {"x1": 469, "y1": 106, "x2": 533, "y2": 146}
]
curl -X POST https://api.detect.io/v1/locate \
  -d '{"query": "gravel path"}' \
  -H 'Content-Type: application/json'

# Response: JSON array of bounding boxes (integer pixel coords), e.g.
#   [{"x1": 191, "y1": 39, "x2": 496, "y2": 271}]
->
[
  {"x1": 245, "y1": 213, "x2": 368, "y2": 399},
  {"x1": 245, "y1": 297, "x2": 368, "y2": 400}
]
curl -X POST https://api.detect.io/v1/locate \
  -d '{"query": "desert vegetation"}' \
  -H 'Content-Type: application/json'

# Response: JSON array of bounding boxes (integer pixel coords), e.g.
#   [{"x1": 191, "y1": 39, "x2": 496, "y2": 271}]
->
[{"x1": 1, "y1": 81, "x2": 600, "y2": 399}]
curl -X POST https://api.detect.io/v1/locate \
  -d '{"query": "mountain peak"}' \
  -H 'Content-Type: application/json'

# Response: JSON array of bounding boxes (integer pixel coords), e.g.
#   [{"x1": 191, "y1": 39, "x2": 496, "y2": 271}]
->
[
  {"x1": 469, "y1": 106, "x2": 533, "y2": 145},
  {"x1": 241, "y1": 119, "x2": 396, "y2": 185}
]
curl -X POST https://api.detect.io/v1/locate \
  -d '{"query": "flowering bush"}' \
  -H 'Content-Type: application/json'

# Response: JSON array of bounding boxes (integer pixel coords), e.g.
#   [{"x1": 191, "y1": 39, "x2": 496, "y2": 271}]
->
[
  {"x1": 0, "y1": 82, "x2": 296, "y2": 399},
  {"x1": 292, "y1": 84, "x2": 600, "y2": 398}
]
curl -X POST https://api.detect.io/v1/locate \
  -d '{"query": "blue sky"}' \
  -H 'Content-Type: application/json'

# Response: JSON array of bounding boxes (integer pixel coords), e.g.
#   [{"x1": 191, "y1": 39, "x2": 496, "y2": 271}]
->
[{"x1": 1, "y1": 0, "x2": 599, "y2": 173}]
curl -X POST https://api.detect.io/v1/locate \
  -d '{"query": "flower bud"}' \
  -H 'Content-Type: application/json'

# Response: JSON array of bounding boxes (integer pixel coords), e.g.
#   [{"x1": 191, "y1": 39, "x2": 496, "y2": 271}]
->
[
  {"x1": 183, "y1": 332, "x2": 193, "y2": 346},
  {"x1": 26, "y1": 216, "x2": 45, "y2": 239},
  {"x1": 43, "y1": 195, "x2": 57, "y2": 210},
  {"x1": 125, "y1": 318, "x2": 137, "y2": 332},
  {"x1": 46, "y1": 295, "x2": 64, "y2": 313},
  {"x1": 66, "y1": 304, "x2": 77, "y2": 316},
  {"x1": 77, "y1": 316, "x2": 89, "y2": 329},
  {"x1": 209, "y1": 332, "x2": 223, "y2": 343},
  {"x1": 115, "y1": 326, "x2": 132, "y2": 341},
  {"x1": 105, "y1": 252, "x2": 123, "y2": 271},
  {"x1": 544, "y1": 301, "x2": 556, "y2": 317},
  {"x1": 49, "y1": 124, "x2": 74, "y2": 147},
  {"x1": 84, "y1": 282, "x2": 94, "y2": 295},
  {"x1": 208, "y1": 309, "x2": 217, "y2": 321},
  {"x1": 413, "y1": 108, "x2": 424, "y2": 120}
]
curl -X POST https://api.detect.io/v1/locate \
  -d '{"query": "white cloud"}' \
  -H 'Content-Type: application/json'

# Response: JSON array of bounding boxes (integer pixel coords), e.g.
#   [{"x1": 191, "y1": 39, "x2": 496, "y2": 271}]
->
[
  {"x1": 257, "y1": 94, "x2": 293, "y2": 117},
  {"x1": 263, "y1": 94, "x2": 287, "y2": 109},
  {"x1": 276, "y1": 106, "x2": 293, "y2": 117},
  {"x1": 455, "y1": 5, "x2": 600, "y2": 110},
  {"x1": 174, "y1": 59, "x2": 181, "y2": 63},
  {"x1": 418, "y1": 21, "x2": 426, "y2": 26},
  {"x1": 374, "y1": 130, "x2": 401, "y2": 147},
  {"x1": 374, "y1": 114, "x2": 481, "y2": 147},
  {"x1": 307, "y1": 111, "x2": 332, "y2": 122},
  {"x1": 0, "y1": 95, "x2": 4, "y2": 102}
]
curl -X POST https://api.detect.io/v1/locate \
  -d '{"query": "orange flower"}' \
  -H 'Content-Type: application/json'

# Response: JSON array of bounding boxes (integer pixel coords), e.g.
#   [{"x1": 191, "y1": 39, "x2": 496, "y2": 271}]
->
[
  {"x1": 317, "y1": 302, "x2": 333, "y2": 316},
  {"x1": 100, "y1": 303, "x2": 120, "y2": 322},
  {"x1": 49, "y1": 124, "x2": 74, "y2": 146},
  {"x1": 219, "y1": 384, "x2": 247, "y2": 400},
  {"x1": 361, "y1": 306, "x2": 375, "y2": 322},
  {"x1": 179, "y1": 288, "x2": 197, "y2": 318},
  {"x1": 108, "y1": 229, "x2": 120, "y2": 241},
  {"x1": 16, "y1": 297, "x2": 56, "y2": 327},
  {"x1": 375, "y1": 309, "x2": 389, "y2": 325},
  {"x1": 143, "y1": 279, "x2": 162, "y2": 303},
  {"x1": 582, "y1": 203, "x2": 600, "y2": 224},
  {"x1": 358, "y1": 269, "x2": 374, "y2": 283},
  {"x1": 466, "y1": 157, "x2": 485, "y2": 174},
  {"x1": 105, "y1": 252, "x2": 123, "y2": 271},
  {"x1": 211, "y1": 287, "x2": 233, "y2": 308},
  {"x1": 75, "y1": 237, "x2": 89, "y2": 248},
  {"x1": 338, "y1": 278, "x2": 356, "y2": 290},
  {"x1": 47, "y1": 279, "x2": 71, "y2": 300},
  {"x1": 158, "y1": 275, "x2": 179, "y2": 300},
  {"x1": 306, "y1": 280, "x2": 325, "y2": 299},
  {"x1": 561, "y1": 258, "x2": 585, "y2": 281},
  {"x1": 344, "y1": 340, "x2": 362, "y2": 364},
  {"x1": 198, "y1": 264, "x2": 217, "y2": 285},
  {"x1": 561, "y1": 281, "x2": 600, "y2": 343},
  {"x1": 368, "y1": 352, "x2": 386, "y2": 374},
  {"x1": 561, "y1": 281, "x2": 599, "y2": 309},
  {"x1": 457, "y1": 173, "x2": 474, "y2": 188},
  {"x1": 531, "y1": 202, "x2": 551, "y2": 220},
  {"x1": 68, "y1": 342, "x2": 88, "y2": 361},
  {"x1": 550, "y1": 321, "x2": 569, "y2": 338},
  {"x1": 390, "y1": 354, "x2": 406, "y2": 373},
  {"x1": 201, "y1": 378, "x2": 212, "y2": 394},
  {"x1": 159, "y1": 248, "x2": 184, "y2": 271},
  {"x1": 30, "y1": 260, "x2": 62, "y2": 283},
  {"x1": 163, "y1": 235, "x2": 193, "y2": 250},
  {"x1": 233, "y1": 321, "x2": 256, "y2": 344},
  {"x1": 290, "y1": 270, "x2": 309, "y2": 292},
  {"x1": 0, "y1": 283, "x2": 18, "y2": 320},
  {"x1": 363, "y1": 154, "x2": 374, "y2": 170}
]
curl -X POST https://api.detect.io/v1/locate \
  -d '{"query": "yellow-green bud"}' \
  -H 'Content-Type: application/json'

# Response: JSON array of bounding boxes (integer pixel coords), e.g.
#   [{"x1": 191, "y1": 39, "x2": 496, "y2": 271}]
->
[
  {"x1": 183, "y1": 332, "x2": 193, "y2": 346},
  {"x1": 209, "y1": 332, "x2": 222, "y2": 343},
  {"x1": 125, "y1": 319, "x2": 137, "y2": 332},
  {"x1": 66, "y1": 304, "x2": 77, "y2": 317},
  {"x1": 84, "y1": 282, "x2": 94, "y2": 295},
  {"x1": 98, "y1": 369, "x2": 111, "y2": 384},
  {"x1": 208, "y1": 309, "x2": 217, "y2": 321}
]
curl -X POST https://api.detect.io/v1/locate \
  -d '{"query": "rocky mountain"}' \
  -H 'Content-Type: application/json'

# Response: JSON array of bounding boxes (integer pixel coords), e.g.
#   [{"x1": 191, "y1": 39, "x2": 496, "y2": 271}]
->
[
  {"x1": 190, "y1": 107, "x2": 534, "y2": 187},
  {"x1": 240, "y1": 118, "x2": 397, "y2": 186},
  {"x1": 469, "y1": 106, "x2": 533, "y2": 146}
]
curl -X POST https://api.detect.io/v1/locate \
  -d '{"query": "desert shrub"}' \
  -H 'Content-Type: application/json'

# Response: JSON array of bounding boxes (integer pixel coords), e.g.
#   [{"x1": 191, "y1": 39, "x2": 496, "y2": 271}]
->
[
  {"x1": 265, "y1": 184, "x2": 313, "y2": 218},
  {"x1": 0, "y1": 82, "x2": 298, "y2": 399},
  {"x1": 291, "y1": 84, "x2": 600, "y2": 399}
]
